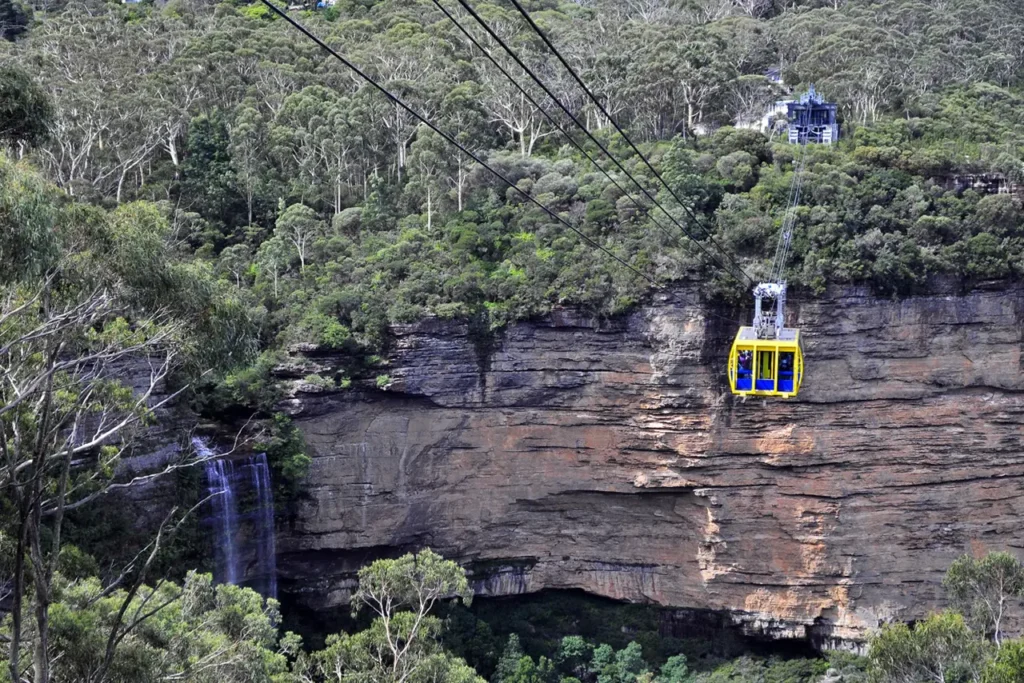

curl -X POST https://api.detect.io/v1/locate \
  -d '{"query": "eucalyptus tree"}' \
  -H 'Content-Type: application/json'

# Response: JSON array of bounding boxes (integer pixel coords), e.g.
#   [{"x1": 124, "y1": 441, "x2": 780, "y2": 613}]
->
[
  {"x1": 255, "y1": 234, "x2": 292, "y2": 298},
  {"x1": 273, "y1": 86, "x2": 338, "y2": 207},
  {"x1": 944, "y1": 552, "x2": 1024, "y2": 647},
  {"x1": 454, "y1": 1, "x2": 561, "y2": 157},
  {"x1": 218, "y1": 243, "x2": 255, "y2": 288},
  {"x1": 868, "y1": 612, "x2": 986, "y2": 683},
  {"x1": 632, "y1": 26, "x2": 735, "y2": 137},
  {"x1": 0, "y1": 157, "x2": 241, "y2": 683},
  {"x1": 407, "y1": 126, "x2": 450, "y2": 230},
  {"x1": 359, "y1": 13, "x2": 456, "y2": 177},
  {"x1": 676, "y1": 0, "x2": 735, "y2": 24},
  {"x1": 300, "y1": 549, "x2": 482, "y2": 683},
  {"x1": 732, "y1": 0, "x2": 773, "y2": 17},
  {"x1": 275, "y1": 202, "x2": 326, "y2": 274},
  {"x1": 230, "y1": 100, "x2": 270, "y2": 227},
  {"x1": 555, "y1": 17, "x2": 640, "y2": 133},
  {"x1": 271, "y1": 86, "x2": 364, "y2": 214},
  {"x1": 725, "y1": 74, "x2": 781, "y2": 128},
  {"x1": 0, "y1": 65, "x2": 52, "y2": 152},
  {"x1": 438, "y1": 81, "x2": 494, "y2": 210}
]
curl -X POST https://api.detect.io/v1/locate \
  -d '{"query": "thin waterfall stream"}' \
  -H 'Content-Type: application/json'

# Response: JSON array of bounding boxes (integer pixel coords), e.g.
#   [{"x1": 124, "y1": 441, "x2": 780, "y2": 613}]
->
[
  {"x1": 195, "y1": 436, "x2": 278, "y2": 599},
  {"x1": 250, "y1": 452, "x2": 278, "y2": 599}
]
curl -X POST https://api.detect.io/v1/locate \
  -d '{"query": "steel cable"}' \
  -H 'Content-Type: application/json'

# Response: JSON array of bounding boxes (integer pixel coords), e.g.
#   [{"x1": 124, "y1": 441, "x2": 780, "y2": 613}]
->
[{"x1": 257, "y1": 0, "x2": 658, "y2": 286}]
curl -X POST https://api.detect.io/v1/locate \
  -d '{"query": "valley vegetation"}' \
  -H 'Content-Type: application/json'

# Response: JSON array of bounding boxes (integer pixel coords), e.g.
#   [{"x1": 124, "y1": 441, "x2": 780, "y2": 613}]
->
[
  {"x1": 3, "y1": 0, "x2": 1024, "y2": 681},
  {"x1": 2, "y1": 0, "x2": 1024, "y2": 400},
  {"x1": 8, "y1": 541, "x2": 1024, "y2": 682}
]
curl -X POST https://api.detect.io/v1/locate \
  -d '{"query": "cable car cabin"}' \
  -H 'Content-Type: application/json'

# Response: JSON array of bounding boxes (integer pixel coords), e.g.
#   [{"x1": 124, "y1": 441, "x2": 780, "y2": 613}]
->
[{"x1": 728, "y1": 326, "x2": 803, "y2": 398}]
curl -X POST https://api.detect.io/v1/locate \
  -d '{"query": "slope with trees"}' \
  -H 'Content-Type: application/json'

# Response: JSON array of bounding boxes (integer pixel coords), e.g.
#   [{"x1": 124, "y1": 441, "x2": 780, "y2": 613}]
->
[{"x1": 3, "y1": 0, "x2": 1020, "y2": 402}]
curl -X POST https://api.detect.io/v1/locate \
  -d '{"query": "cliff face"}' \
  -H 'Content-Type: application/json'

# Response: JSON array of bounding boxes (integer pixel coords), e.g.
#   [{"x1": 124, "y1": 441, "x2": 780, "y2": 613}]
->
[{"x1": 277, "y1": 283, "x2": 1024, "y2": 645}]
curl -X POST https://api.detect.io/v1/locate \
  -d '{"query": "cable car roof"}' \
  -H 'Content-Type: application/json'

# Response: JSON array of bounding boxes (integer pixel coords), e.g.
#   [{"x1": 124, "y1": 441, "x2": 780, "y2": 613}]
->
[{"x1": 734, "y1": 326, "x2": 800, "y2": 342}]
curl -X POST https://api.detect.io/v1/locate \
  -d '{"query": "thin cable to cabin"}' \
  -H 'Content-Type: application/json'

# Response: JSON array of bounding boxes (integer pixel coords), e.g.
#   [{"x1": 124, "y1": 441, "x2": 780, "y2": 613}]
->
[
  {"x1": 452, "y1": 0, "x2": 751, "y2": 288},
  {"x1": 430, "y1": 0, "x2": 704, "y2": 270},
  {"x1": 502, "y1": 0, "x2": 755, "y2": 287},
  {"x1": 772, "y1": 144, "x2": 807, "y2": 284},
  {"x1": 255, "y1": 0, "x2": 657, "y2": 287},
  {"x1": 763, "y1": 142, "x2": 807, "y2": 325},
  {"x1": 769, "y1": 144, "x2": 803, "y2": 284}
]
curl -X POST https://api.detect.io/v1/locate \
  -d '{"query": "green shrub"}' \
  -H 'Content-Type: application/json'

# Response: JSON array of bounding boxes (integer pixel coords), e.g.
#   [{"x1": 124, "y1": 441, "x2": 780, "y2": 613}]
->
[
  {"x1": 302, "y1": 373, "x2": 335, "y2": 389},
  {"x1": 253, "y1": 413, "x2": 311, "y2": 495}
]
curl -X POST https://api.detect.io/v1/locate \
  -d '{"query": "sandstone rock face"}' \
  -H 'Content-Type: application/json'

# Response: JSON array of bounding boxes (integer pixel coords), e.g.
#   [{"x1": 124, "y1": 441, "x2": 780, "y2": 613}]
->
[{"x1": 277, "y1": 283, "x2": 1024, "y2": 645}]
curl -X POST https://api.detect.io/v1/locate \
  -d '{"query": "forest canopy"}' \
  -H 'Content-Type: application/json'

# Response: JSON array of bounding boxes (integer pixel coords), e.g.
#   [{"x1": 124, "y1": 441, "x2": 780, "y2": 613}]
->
[
  {"x1": 1, "y1": 0, "x2": 1023, "y2": 387},
  {"x1": 2, "y1": 1, "x2": 1024, "y2": 680}
]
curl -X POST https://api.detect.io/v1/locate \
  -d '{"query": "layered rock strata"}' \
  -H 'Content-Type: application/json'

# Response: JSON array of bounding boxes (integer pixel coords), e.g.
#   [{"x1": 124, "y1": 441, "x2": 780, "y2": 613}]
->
[{"x1": 277, "y1": 283, "x2": 1024, "y2": 644}]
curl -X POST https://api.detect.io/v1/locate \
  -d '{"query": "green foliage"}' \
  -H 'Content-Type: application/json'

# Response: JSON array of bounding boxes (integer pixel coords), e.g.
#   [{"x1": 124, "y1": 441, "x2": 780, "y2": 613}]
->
[
  {"x1": 56, "y1": 545, "x2": 100, "y2": 581},
  {"x1": 869, "y1": 612, "x2": 986, "y2": 683},
  {"x1": 558, "y1": 636, "x2": 595, "y2": 681},
  {"x1": 302, "y1": 373, "x2": 335, "y2": 389},
  {"x1": 0, "y1": 153, "x2": 61, "y2": 282},
  {"x1": 238, "y1": 1, "x2": 274, "y2": 20},
  {"x1": 38, "y1": 571, "x2": 299, "y2": 683},
  {"x1": 825, "y1": 651, "x2": 870, "y2": 683},
  {"x1": 215, "y1": 350, "x2": 285, "y2": 412},
  {"x1": 480, "y1": 611, "x2": 825, "y2": 683},
  {"x1": 294, "y1": 311, "x2": 353, "y2": 350},
  {"x1": 762, "y1": 657, "x2": 830, "y2": 683},
  {"x1": 943, "y1": 552, "x2": 1024, "y2": 645},
  {"x1": 253, "y1": 412, "x2": 312, "y2": 494},
  {"x1": 442, "y1": 608, "x2": 503, "y2": 679},
  {"x1": 182, "y1": 111, "x2": 248, "y2": 241},
  {"x1": 689, "y1": 655, "x2": 829, "y2": 683},
  {"x1": 0, "y1": 66, "x2": 50, "y2": 146},
  {"x1": 659, "y1": 655, "x2": 689, "y2": 683},
  {"x1": 306, "y1": 549, "x2": 483, "y2": 683},
  {"x1": 982, "y1": 640, "x2": 1024, "y2": 683},
  {"x1": 353, "y1": 548, "x2": 473, "y2": 615},
  {"x1": 605, "y1": 641, "x2": 649, "y2": 683},
  {"x1": 496, "y1": 635, "x2": 527, "y2": 683}
]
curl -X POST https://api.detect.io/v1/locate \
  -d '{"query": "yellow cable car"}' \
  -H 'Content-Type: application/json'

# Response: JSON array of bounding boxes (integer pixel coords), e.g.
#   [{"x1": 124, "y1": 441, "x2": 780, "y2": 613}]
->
[
  {"x1": 727, "y1": 283, "x2": 803, "y2": 399},
  {"x1": 727, "y1": 326, "x2": 803, "y2": 398}
]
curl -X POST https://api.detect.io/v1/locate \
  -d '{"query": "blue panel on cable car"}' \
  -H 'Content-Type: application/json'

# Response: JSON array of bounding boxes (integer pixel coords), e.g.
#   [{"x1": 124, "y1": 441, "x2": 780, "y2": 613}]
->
[
  {"x1": 737, "y1": 375, "x2": 753, "y2": 391},
  {"x1": 756, "y1": 379, "x2": 776, "y2": 391}
]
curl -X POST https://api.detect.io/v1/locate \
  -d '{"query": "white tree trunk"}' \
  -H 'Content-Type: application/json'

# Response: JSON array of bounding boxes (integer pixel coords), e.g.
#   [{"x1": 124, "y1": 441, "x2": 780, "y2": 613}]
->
[{"x1": 426, "y1": 186, "x2": 432, "y2": 231}]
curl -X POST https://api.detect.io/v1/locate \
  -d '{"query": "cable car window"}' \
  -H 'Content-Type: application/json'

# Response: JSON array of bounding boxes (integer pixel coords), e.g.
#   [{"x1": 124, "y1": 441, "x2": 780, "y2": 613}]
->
[
  {"x1": 756, "y1": 350, "x2": 775, "y2": 391},
  {"x1": 778, "y1": 351, "x2": 795, "y2": 393},
  {"x1": 736, "y1": 348, "x2": 754, "y2": 391}
]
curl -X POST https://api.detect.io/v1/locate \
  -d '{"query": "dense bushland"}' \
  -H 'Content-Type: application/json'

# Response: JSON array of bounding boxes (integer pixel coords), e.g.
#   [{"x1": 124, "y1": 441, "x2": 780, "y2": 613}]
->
[
  {"x1": 3, "y1": 1, "x2": 1024, "y2": 680},
  {"x1": 2, "y1": 0, "x2": 1023, "y2": 396}
]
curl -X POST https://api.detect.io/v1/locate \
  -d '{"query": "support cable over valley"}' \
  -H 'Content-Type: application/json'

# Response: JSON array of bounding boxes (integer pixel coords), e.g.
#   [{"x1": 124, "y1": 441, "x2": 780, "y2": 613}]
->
[
  {"x1": 502, "y1": 0, "x2": 755, "y2": 287},
  {"x1": 256, "y1": 0, "x2": 658, "y2": 286},
  {"x1": 452, "y1": 0, "x2": 752, "y2": 287},
  {"x1": 431, "y1": 0, "x2": 707, "y2": 273}
]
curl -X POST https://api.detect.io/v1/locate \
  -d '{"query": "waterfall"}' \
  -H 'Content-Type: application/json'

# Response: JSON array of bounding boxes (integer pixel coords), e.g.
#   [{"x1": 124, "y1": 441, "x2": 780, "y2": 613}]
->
[
  {"x1": 198, "y1": 438, "x2": 241, "y2": 586},
  {"x1": 249, "y1": 452, "x2": 278, "y2": 599},
  {"x1": 196, "y1": 437, "x2": 278, "y2": 599}
]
